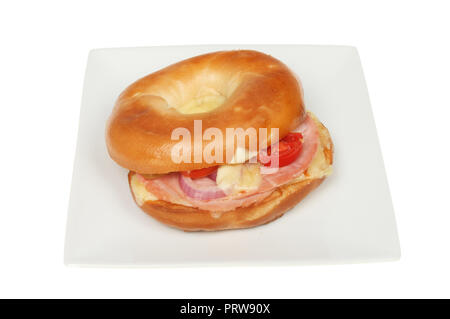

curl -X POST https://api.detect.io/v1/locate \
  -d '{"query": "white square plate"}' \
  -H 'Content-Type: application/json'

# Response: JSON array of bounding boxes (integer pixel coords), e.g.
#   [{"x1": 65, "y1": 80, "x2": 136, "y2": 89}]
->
[{"x1": 64, "y1": 45, "x2": 400, "y2": 267}]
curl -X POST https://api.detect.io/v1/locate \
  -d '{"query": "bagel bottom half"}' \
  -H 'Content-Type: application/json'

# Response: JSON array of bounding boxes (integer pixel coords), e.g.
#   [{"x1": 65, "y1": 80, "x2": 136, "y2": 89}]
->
[{"x1": 128, "y1": 117, "x2": 333, "y2": 231}]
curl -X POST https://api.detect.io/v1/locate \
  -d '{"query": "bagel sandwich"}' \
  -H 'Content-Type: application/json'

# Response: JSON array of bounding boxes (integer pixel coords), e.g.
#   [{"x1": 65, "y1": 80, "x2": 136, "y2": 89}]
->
[{"x1": 106, "y1": 50, "x2": 333, "y2": 231}]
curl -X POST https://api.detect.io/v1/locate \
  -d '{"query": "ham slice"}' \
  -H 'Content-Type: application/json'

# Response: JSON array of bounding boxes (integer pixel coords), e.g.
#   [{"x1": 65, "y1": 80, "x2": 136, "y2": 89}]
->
[
  {"x1": 259, "y1": 114, "x2": 319, "y2": 191},
  {"x1": 140, "y1": 172, "x2": 272, "y2": 211},
  {"x1": 138, "y1": 114, "x2": 319, "y2": 212},
  {"x1": 136, "y1": 173, "x2": 191, "y2": 206}
]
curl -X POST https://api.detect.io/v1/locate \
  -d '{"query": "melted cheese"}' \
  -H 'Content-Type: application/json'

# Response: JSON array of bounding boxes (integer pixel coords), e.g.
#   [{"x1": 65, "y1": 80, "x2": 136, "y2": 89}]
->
[
  {"x1": 130, "y1": 174, "x2": 157, "y2": 205},
  {"x1": 288, "y1": 140, "x2": 333, "y2": 185},
  {"x1": 177, "y1": 94, "x2": 226, "y2": 114},
  {"x1": 288, "y1": 113, "x2": 333, "y2": 184},
  {"x1": 216, "y1": 163, "x2": 262, "y2": 194},
  {"x1": 229, "y1": 147, "x2": 258, "y2": 164}
]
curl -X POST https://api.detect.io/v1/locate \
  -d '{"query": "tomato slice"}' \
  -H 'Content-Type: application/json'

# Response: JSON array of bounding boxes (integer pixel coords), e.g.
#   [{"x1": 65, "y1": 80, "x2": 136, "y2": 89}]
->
[
  {"x1": 181, "y1": 166, "x2": 219, "y2": 179},
  {"x1": 259, "y1": 132, "x2": 303, "y2": 168}
]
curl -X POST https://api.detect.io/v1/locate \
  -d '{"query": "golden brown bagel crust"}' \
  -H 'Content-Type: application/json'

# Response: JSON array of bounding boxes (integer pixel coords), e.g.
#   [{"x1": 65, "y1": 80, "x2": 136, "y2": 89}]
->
[
  {"x1": 128, "y1": 118, "x2": 333, "y2": 231},
  {"x1": 107, "y1": 50, "x2": 305, "y2": 174}
]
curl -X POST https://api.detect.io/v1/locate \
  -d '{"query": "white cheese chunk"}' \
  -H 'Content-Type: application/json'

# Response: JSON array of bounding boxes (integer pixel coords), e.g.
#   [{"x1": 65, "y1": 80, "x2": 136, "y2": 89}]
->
[{"x1": 216, "y1": 163, "x2": 262, "y2": 194}]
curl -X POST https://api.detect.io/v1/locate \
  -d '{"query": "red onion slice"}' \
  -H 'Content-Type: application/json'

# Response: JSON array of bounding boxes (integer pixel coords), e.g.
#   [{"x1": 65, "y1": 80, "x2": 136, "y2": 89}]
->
[{"x1": 178, "y1": 174, "x2": 226, "y2": 200}]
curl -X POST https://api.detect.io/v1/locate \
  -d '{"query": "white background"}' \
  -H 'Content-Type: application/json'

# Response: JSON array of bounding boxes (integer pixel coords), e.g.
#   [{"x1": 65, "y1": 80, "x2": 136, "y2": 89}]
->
[{"x1": 0, "y1": 0, "x2": 449, "y2": 298}]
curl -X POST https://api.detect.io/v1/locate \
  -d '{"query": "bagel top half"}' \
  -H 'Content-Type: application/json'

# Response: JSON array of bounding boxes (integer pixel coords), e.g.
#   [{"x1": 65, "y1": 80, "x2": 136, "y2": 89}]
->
[{"x1": 106, "y1": 50, "x2": 305, "y2": 174}]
